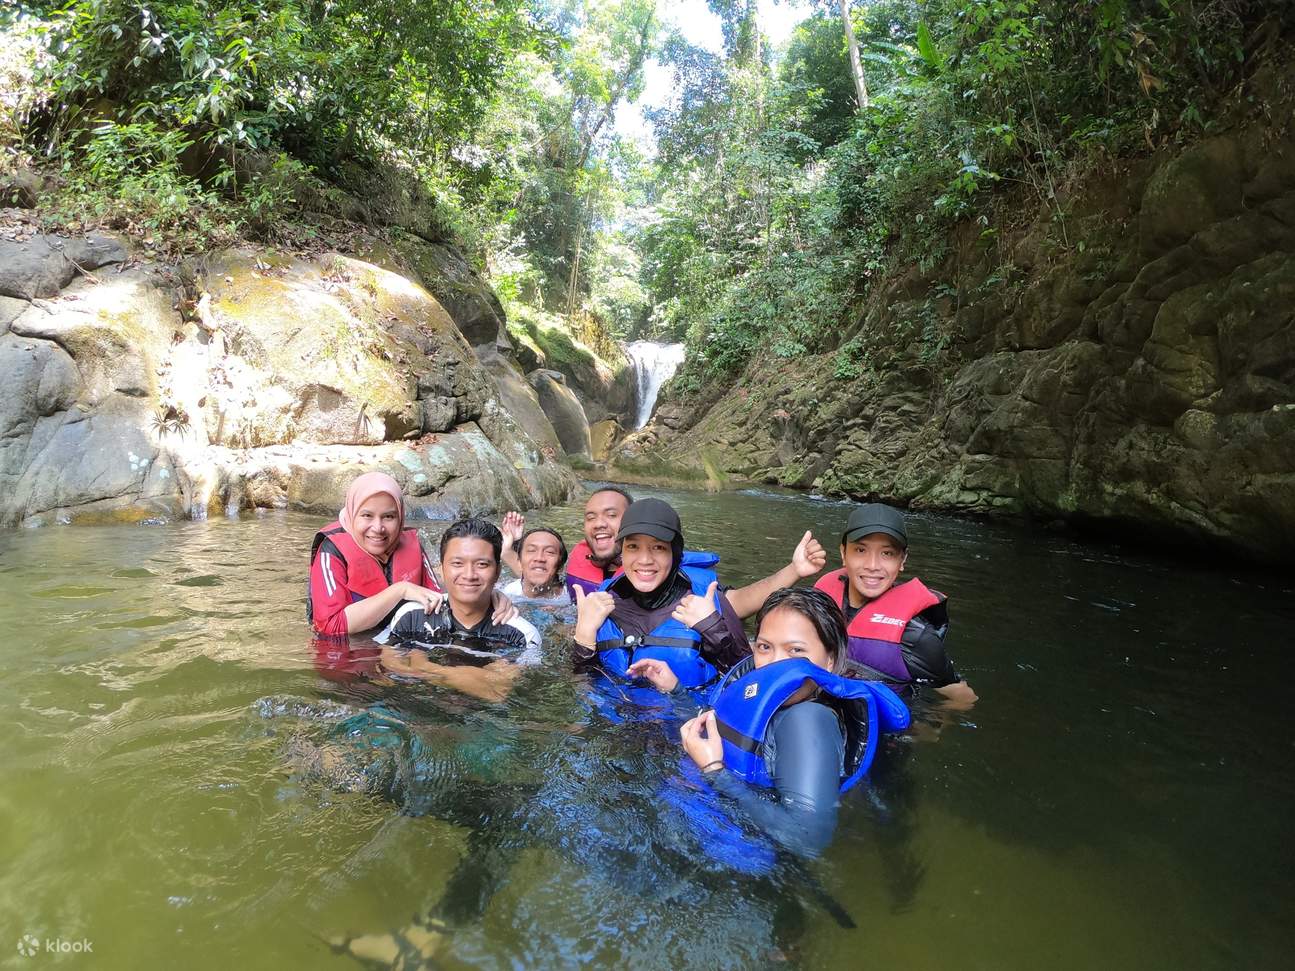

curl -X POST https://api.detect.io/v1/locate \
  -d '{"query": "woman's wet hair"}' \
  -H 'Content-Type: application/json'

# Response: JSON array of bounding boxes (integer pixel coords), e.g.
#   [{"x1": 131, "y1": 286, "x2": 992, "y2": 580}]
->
[
  {"x1": 513, "y1": 526, "x2": 569, "y2": 572},
  {"x1": 440, "y1": 517, "x2": 503, "y2": 563},
  {"x1": 754, "y1": 587, "x2": 849, "y2": 674}
]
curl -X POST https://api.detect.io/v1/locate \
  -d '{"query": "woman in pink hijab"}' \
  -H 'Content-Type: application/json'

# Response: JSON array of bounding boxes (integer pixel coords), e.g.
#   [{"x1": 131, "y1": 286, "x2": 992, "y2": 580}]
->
[{"x1": 307, "y1": 472, "x2": 443, "y2": 637}]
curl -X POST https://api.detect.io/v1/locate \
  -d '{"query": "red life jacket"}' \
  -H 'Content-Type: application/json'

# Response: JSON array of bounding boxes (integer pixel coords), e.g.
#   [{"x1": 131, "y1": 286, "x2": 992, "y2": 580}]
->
[
  {"x1": 312, "y1": 636, "x2": 382, "y2": 684},
  {"x1": 307, "y1": 521, "x2": 429, "y2": 623},
  {"x1": 814, "y1": 569, "x2": 941, "y2": 682},
  {"x1": 565, "y1": 540, "x2": 613, "y2": 599}
]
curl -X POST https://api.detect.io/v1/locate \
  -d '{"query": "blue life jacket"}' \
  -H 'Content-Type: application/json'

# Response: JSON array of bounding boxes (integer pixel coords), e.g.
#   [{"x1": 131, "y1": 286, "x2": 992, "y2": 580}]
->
[
  {"x1": 594, "y1": 551, "x2": 722, "y2": 689},
  {"x1": 709, "y1": 657, "x2": 911, "y2": 792}
]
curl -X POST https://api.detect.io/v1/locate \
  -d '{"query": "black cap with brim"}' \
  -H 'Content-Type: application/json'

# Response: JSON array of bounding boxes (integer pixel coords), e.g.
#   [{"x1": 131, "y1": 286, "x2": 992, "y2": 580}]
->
[
  {"x1": 841, "y1": 502, "x2": 908, "y2": 548},
  {"x1": 616, "y1": 497, "x2": 682, "y2": 543}
]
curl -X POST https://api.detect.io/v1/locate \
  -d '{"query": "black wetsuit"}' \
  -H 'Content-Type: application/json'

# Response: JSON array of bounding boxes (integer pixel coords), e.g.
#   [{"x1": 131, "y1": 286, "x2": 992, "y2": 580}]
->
[
  {"x1": 706, "y1": 699, "x2": 846, "y2": 856},
  {"x1": 379, "y1": 602, "x2": 541, "y2": 665}
]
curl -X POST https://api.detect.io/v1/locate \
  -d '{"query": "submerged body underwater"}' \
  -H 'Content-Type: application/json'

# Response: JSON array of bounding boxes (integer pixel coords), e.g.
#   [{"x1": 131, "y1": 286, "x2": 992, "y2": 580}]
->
[{"x1": 3, "y1": 489, "x2": 1293, "y2": 969}]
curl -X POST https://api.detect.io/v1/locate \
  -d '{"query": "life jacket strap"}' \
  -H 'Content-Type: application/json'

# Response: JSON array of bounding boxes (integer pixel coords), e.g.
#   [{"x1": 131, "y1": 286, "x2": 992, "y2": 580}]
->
[
  {"x1": 714, "y1": 717, "x2": 760, "y2": 754},
  {"x1": 594, "y1": 634, "x2": 698, "y2": 652}
]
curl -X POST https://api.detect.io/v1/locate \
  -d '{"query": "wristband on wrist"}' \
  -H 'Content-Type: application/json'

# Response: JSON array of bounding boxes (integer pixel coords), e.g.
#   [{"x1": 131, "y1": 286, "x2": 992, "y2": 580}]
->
[{"x1": 701, "y1": 760, "x2": 724, "y2": 774}]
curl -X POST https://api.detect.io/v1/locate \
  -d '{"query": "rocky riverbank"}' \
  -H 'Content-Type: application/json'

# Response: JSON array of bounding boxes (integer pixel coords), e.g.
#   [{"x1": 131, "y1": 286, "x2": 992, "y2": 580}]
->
[
  {"x1": 0, "y1": 226, "x2": 591, "y2": 525},
  {"x1": 624, "y1": 79, "x2": 1295, "y2": 560}
]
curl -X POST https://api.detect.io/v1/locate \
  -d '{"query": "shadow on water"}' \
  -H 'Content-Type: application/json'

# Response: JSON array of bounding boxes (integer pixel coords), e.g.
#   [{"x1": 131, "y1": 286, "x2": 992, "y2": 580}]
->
[{"x1": 1, "y1": 490, "x2": 1293, "y2": 969}]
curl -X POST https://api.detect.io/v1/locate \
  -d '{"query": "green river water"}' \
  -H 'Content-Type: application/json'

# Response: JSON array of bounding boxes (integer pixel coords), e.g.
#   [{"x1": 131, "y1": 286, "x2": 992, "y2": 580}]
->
[{"x1": 1, "y1": 483, "x2": 1292, "y2": 970}]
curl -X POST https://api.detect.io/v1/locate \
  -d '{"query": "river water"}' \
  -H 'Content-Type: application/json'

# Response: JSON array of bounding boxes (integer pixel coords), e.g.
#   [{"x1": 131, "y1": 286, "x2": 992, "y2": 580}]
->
[{"x1": 1, "y1": 484, "x2": 1292, "y2": 969}]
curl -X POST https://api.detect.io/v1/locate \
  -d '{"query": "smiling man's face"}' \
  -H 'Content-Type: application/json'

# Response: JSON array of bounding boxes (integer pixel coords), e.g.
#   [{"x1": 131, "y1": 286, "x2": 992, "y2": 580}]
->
[
  {"x1": 840, "y1": 533, "x2": 907, "y2": 606},
  {"x1": 442, "y1": 536, "x2": 499, "y2": 612},
  {"x1": 583, "y1": 490, "x2": 630, "y2": 562}
]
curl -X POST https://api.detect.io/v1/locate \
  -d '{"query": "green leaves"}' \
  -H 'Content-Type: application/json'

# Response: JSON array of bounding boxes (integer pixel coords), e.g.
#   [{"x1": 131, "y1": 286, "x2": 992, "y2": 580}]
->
[
  {"x1": 34, "y1": 0, "x2": 540, "y2": 180},
  {"x1": 915, "y1": 21, "x2": 942, "y2": 69}
]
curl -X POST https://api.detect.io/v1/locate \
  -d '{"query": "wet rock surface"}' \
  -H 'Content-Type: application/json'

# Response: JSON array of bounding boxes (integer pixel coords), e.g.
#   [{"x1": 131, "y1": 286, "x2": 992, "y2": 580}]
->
[
  {"x1": 528, "y1": 369, "x2": 591, "y2": 458},
  {"x1": 0, "y1": 239, "x2": 576, "y2": 526}
]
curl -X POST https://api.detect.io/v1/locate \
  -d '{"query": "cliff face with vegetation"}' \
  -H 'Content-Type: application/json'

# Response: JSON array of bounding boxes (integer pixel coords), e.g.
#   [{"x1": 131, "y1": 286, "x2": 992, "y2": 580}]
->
[
  {"x1": 632, "y1": 99, "x2": 1295, "y2": 559},
  {"x1": 7, "y1": 0, "x2": 1293, "y2": 552}
]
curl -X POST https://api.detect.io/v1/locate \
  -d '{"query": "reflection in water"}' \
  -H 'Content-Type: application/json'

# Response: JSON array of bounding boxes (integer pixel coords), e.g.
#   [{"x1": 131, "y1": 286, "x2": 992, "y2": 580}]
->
[{"x1": 0, "y1": 493, "x2": 1293, "y2": 969}]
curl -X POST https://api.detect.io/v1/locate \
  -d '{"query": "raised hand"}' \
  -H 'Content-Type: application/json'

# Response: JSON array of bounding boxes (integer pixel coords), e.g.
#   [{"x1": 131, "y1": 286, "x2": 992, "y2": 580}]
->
[
  {"x1": 626, "y1": 658, "x2": 679, "y2": 693},
  {"x1": 671, "y1": 579, "x2": 719, "y2": 629},
  {"x1": 791, "y1": 530, "x2": 827, "y2": 578},
  {"x1": 680, "y1": 709, "x2": 724, "y2": 771},
  {"x1": 500, "y1": 510, "x2": 525, "y2": 548}
]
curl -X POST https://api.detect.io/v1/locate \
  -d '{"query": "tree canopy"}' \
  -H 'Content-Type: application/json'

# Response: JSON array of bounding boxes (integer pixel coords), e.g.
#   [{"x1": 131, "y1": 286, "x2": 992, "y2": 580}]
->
[{"x1": 3, "y1": 0, "x2": 1288, "y2": 371}]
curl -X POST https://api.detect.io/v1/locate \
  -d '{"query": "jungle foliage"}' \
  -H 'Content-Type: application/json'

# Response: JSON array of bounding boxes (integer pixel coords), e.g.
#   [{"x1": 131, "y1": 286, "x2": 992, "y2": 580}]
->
[
  {"x1": 3, "y1": 0, "x2": 657, "y2": 285},
  {"x1": 2, "y1": 0, "x2": 1289, "y2": 371},
  {"x1": 641, "y1": 0, "x2": 1288, "y2": 388}
]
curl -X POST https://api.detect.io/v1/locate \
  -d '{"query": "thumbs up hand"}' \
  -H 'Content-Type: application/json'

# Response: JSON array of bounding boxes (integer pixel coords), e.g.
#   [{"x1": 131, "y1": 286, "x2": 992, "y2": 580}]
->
[
  {"x1": 573, "y1": 584, "x2": 616, "y2": 651},
  {"x1": 791, "y1": 530, "x2": 827, "y2": 578},
  {"x1": 672, "y1": 579, "x2": 719, "y2": 629}
]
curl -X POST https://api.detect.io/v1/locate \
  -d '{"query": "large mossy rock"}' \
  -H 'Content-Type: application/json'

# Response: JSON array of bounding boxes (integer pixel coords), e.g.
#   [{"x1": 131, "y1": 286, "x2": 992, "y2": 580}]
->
[
  {"x1": 0, "y1": 238, "x2": 575, "y2": 526},
  {"x1": 393, "y1": 236, "x2": 509, "y2": 350},
  {"x1": 196, "y1": 250, "x2": 486, "y2": 447},
  {"x1": 636, "y1": 123, "x2": 1295, "y2": 561},
  {"x1": 528, "y1": 369, "x2": 592, "y2": 458},
  {"x1": 477, "y1": 350, "x2": 563, "y2": 456}
]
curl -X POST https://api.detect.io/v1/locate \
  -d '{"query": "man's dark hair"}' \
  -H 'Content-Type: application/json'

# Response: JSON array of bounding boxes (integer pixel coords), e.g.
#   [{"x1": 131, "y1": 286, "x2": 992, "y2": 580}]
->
[
  {"x1": 588, "y1": 485, "x2": 633, "y2": 507},
  {"x1": 755, "y1": 587, "x2": 849, "y2": 674},
  {"x1": 514, "y1": 526, "x2": 569, "y2": 572},
  {"x1": 440, "y1": 517, "x2": 503, "y2": 564}
]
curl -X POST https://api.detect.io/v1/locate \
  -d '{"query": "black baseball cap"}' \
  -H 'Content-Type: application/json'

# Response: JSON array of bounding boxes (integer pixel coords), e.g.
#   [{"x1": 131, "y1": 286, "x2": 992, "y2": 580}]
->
[
  {"x1": 616, "y1": 497, "x2": 682, "y2": 543},
  {"x1": 841, "y1": 503, "x2": 908, "y2": 548}
]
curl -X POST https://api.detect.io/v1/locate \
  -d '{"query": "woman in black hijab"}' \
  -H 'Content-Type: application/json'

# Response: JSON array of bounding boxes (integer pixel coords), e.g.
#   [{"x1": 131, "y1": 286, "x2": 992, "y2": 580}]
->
[{"x1": 572, "y1": 498, "x2": 749, "y2": 684}]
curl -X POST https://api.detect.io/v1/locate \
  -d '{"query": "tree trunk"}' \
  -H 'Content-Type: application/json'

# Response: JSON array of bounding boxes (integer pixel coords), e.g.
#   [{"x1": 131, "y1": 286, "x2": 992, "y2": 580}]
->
[{"x1": 840, "y1": 0, "x2": 868, "y2": 110}]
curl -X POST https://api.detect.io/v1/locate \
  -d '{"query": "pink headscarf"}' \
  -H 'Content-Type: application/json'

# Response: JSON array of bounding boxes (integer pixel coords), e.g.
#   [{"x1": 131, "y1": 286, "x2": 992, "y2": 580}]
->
[{"x1": 338, "y1": 471, "x2": 406, "y2": 560}]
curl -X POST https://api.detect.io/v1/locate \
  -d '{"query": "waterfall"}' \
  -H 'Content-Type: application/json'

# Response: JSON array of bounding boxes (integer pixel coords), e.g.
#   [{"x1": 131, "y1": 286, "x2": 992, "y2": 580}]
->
[{"x1": 627, "y1": 341, "x2": 686, "y2": 429}]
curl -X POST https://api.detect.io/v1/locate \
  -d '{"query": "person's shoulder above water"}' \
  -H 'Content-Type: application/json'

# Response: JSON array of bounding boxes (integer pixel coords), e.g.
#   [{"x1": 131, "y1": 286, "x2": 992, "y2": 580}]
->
[
  {"x1": 374, "y1": 600, "x2": 446, "y2": 644},
  {"x1": 763, "y1": 699, "x2": 846, "y2": 803},
  {"x1": 500, "y1": 576, "x2": 568, "y2": 606},
  {"x1": 376, "y1": 601, "x2": 541, "y2": 665},
  {"x1": 502, "y1": 613, "x2": 542, "y2": 665}
]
